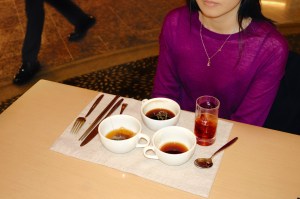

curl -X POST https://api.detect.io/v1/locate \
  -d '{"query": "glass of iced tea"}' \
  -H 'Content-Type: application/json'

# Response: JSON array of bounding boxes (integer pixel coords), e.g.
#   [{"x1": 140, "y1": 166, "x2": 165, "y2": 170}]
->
[{"x1": 194, "y1": 96, "x2": 220, "y2": 146}]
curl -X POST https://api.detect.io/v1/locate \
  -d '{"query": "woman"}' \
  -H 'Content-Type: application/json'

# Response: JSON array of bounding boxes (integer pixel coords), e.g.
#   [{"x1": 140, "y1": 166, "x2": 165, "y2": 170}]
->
[{"x1": 152, "y1": 0, "x2": 289, "y2": 126}]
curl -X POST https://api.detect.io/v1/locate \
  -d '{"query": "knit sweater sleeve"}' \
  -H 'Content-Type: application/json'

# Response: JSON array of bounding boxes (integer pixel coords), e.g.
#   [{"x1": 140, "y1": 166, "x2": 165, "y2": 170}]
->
[
  {"x1": 230, "y1": 30, "x2": 289, "y2": 126},
  {"x1": 151, "y1": 10, "x2": 181, "y2": 103}
]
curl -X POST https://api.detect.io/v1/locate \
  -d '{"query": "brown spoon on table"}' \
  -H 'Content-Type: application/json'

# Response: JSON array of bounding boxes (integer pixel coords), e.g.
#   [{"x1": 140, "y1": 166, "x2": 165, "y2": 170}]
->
[{"x1": 194, "y1": 137, "x2": 238, "y2": 168}]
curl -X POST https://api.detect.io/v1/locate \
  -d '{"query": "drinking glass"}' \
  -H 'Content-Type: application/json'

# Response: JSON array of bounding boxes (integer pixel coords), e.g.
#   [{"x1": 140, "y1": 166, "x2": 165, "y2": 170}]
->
[{"x1": 194, "y1": 96, "x2": 220, "y2": 146}]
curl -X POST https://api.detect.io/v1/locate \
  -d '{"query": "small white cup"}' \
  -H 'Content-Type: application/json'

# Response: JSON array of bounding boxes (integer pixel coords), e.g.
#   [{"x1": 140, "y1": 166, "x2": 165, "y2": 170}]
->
[
  {"x1": 140, "y1": 98, "x2": 181, "y2": 131},
  {"x1": 98, "y1": 115, "x2": 150, "y2": 153},
  {"x1": 143, "y1": 126, "x2": 196, "y2": 166}
]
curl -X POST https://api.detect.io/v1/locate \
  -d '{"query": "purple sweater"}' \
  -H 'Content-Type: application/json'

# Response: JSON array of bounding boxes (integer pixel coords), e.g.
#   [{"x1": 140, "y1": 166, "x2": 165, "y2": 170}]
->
[{"x1": 152, "y1": 6, "x2": 289, "y2": 126}]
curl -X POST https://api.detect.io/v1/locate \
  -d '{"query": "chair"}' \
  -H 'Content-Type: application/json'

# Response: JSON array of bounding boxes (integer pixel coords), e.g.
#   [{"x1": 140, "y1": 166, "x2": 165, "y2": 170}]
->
[{"x1": 264, "y1": 51, "x2": 300, "y2": 135}]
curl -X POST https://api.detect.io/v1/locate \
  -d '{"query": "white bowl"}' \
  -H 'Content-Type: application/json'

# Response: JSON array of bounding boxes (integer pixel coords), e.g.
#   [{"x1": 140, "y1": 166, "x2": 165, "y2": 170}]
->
[
  {"x1": 143, "y1": 126, "x2": 196, "y2": 166},
  {"x1": 140, "y1": 98, "x2": 181, "y2": 131},
  {"x1": 98, "y1": 115, "x2": 150, "y2": 153}
]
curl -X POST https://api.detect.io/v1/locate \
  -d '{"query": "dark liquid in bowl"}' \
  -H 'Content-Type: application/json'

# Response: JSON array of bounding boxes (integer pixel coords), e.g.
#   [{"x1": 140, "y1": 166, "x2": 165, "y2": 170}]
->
[
  {"x1": 106, "y1": 127, "x2": 136, "y2": 140},
  {"x1": 160, "y1": 142, "x2": 188, "y2": 154},
  {"x1": 146, "y1": 108, "x2": 175, "y2": 120}
]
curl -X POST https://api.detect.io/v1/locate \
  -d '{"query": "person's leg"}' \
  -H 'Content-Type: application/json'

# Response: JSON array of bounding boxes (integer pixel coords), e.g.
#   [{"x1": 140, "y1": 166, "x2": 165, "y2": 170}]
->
[
  {"x1": 13, "y1": 0, "x2": 43, "y2": 85},
  {"x1": 45, "y1": 0, "x2": 96, "y2": 41},
  {"x1": 22, "y1": 0, "x2": 44, "y2": 63}
]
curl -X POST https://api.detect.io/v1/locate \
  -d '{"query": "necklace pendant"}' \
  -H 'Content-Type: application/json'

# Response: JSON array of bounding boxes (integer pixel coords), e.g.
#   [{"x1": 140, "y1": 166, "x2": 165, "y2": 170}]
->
[
  {"x1": 207, "y1": 59, "x2": 211, "y2": 67},
  {"x1": 200, "y1": 23, "x2": 232, "y2": 68}
]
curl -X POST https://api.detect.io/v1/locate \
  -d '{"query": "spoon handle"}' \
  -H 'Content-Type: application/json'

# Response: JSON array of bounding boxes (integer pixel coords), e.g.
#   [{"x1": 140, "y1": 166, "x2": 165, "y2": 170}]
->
[
  {"x1": 120, "y1": 103, "x2": 128, "y2": 114},
  {"x1": 211, "y1": 137, "x2": 238, "y2": 158}
]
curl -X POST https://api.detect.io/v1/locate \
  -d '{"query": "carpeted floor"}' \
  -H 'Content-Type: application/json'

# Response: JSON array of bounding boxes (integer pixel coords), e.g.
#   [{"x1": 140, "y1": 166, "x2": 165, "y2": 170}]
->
[
  {"x1": 1, "y1": 33, "x2": 300, "y2": 114},
  {"x1": 62, "y1": 56, "x2": 158, "y2": 100},
  {"x1": 286, "y1": 33, "x2": 300, "y2": 53}
]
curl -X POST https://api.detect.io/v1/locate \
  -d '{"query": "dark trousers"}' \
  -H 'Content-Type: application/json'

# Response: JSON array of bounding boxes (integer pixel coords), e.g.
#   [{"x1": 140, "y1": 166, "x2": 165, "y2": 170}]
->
[{"x1": 22, "y1": 0, "x2": 90, "y2": 63}]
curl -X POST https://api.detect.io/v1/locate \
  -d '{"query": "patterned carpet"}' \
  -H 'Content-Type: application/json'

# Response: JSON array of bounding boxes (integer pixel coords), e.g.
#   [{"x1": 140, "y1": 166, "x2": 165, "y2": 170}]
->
[
  {"x1": 1, "y1": 33, "x2": 300, "y2": 114},
  {"x1": 286, "y1": 33, "x2": 300, "y2": 53},
  {"x1": 62, "y1": 56, "x2": 158, "y2": 101}
]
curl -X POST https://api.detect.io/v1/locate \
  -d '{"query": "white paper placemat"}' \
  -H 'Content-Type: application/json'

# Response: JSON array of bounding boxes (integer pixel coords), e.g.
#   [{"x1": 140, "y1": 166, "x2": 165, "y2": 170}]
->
[{"x1": 51, "y1": 93, "x2": 233, "y2": 198}]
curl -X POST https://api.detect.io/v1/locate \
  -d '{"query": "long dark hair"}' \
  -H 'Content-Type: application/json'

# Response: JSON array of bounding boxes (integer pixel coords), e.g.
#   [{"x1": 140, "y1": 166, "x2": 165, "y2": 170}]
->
[{"x1": 187, "y1": 0, "x2": 274, "y2": 30}]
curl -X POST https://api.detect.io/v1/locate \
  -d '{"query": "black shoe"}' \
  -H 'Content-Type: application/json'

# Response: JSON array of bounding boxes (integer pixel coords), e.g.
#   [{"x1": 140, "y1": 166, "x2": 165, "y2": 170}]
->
[
  {"x1": 68, "y1": 15, "x2": 96, "y2": 42},
  {"x1": 13, "y1": 61, "x2": 41, "y2": 85}
]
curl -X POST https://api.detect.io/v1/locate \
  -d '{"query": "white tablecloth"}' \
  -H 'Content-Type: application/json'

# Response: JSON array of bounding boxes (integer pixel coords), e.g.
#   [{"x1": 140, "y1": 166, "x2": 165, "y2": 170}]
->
[{"x1": 51, "y1": 93, "x2": 233, "y2": 198}]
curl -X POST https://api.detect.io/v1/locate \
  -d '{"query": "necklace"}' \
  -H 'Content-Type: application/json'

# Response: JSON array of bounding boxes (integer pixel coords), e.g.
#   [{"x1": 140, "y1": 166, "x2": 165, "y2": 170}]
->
[{"x1": 199, "y1": 23, "x2": 233, "y2": 66}]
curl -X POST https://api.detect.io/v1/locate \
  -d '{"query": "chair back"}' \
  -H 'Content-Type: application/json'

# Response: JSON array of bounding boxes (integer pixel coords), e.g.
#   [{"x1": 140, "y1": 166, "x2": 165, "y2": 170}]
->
[{"x1": 264, "y1": 51, "x2": 300, "y2": 135}]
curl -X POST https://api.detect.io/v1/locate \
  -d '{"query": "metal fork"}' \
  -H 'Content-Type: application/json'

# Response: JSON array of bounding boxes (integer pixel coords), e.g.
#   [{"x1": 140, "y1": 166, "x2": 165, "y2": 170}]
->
[{"x1": 70, "y1": 94, "x2": 104, "y2": 134}]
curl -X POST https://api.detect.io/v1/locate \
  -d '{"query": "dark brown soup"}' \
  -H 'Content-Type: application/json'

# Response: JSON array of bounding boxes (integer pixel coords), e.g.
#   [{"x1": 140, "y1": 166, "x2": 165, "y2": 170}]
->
[
  {"x1": 160, "y1": 142, "x2": 188, "y2": 154},
  {"x1": 106, "y1": 127, "x2": 136, "y2": 140},
  {"x1": 146, "y1": 108, "x2": 175, "y2": 120}
]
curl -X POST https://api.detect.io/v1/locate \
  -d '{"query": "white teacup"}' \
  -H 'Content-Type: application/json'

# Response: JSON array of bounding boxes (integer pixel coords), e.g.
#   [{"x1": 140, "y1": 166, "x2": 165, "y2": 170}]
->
[
  {"x1": 98, "y1": 115, "x2": 150, "y2": 153},
  {"x1": 143, "y1": 126, "x2": 196, "y2": 166},
  {"x1": 140, "y1": 98, "x2": 181, "y2": 131}
]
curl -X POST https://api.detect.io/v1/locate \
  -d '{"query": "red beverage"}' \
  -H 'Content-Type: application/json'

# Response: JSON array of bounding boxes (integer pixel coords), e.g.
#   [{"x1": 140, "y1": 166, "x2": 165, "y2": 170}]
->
[{"x1": 194, "y1": 113, "x2": 218, "y2": 146}]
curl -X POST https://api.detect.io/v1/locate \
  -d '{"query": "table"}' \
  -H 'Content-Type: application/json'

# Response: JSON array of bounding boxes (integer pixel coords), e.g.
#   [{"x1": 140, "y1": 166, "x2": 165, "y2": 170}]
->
[{"x1": 1, "y1": 80, "x2": 299, "y2": 199}]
